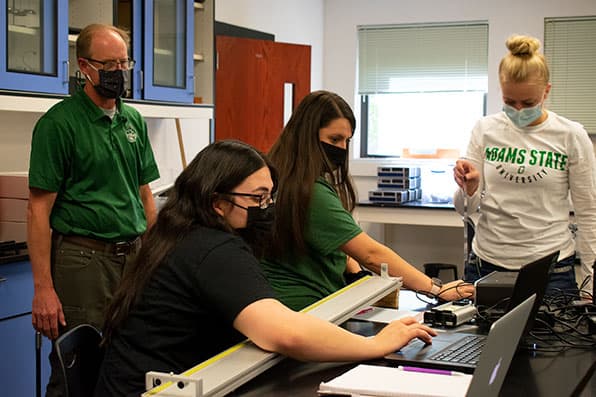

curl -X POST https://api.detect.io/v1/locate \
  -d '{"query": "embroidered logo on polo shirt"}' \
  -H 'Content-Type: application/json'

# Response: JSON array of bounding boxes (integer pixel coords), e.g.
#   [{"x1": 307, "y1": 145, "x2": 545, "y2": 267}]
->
[{"x1": 125, "y1": 128, "x2": 138, "y2": 143}]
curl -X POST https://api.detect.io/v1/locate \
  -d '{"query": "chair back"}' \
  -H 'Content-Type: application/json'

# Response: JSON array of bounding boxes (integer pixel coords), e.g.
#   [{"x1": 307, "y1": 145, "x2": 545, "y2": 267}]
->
[
  {"x1": 55, "y1": 324, "x2": 103, "y2": 397},
  {"x1": 423, "y1": 217, "x2": 476, "y2": 282}
]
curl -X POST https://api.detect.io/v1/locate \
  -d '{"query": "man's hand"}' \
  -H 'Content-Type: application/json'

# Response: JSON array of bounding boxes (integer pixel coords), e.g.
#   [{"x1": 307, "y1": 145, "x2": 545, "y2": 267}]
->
[{"x1": 32, "y1": 286, "x2": 65, "y2": 339}]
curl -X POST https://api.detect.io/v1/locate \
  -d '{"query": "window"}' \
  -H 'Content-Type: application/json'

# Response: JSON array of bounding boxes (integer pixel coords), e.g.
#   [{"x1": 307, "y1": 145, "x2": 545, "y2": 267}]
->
[
  {"x1": 544, "y1": 17, "x2": 596, "y2": 135},
  {"x1": 358, "y1": 22, "x2": 488, "y2": 158}
]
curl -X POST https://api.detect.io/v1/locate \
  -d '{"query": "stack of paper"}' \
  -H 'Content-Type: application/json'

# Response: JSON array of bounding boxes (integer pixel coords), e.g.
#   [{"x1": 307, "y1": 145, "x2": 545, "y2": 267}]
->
[{"x1": 318, "y1": 364, "x2": 472, "y2": 397}]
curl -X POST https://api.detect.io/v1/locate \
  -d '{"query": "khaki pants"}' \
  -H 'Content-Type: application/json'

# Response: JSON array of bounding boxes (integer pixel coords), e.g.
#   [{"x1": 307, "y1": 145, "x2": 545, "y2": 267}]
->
[{"x1": 45, "y1": 236, "x2": 139, "y2": 397}]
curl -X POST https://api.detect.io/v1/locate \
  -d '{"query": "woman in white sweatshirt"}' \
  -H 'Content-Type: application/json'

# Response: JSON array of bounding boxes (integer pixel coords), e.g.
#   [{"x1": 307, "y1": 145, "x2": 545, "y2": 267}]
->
[{"x1": 453, "y1": 34, "x2": 595, "y2": 298}]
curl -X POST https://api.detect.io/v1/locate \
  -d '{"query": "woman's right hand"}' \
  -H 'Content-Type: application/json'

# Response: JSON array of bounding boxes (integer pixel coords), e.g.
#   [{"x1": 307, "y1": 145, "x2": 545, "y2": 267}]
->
[
  {"x1": 453, "y1": 159, "x2": 480, "y2": 196},
  {"x1": 373, "y1": 317, "x2": 437, "y2": 355}
]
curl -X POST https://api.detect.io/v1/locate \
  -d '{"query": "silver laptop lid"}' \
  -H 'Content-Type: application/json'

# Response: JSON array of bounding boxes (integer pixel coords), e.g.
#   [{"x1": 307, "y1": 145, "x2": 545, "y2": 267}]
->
[{"x1": 466, "y1": 294, "x2": 537, "y2": 397}]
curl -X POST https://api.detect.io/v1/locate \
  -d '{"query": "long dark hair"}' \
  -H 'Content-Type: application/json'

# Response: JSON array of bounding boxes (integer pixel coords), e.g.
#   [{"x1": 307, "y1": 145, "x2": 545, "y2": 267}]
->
[
  {"x1": 102, "y1": 140, "x2": 277, "y2": 343},
  {"x1": 268, "y1": 90, "x2": 356, "y2": 258}
]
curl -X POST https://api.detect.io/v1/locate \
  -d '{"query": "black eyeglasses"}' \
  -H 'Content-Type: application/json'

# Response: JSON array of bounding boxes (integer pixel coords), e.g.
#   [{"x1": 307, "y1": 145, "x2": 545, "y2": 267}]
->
[
  {"x1": 221, "y1": 192, "x2": 274, "y2": 209},
  {"x1": 84, "y1": 57, "x2": 135, "y2": 71}
]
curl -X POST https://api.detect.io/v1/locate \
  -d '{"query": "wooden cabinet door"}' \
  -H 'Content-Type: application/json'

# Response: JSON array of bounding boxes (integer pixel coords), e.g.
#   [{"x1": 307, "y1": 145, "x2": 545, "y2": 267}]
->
[{"x1": 215, "y1": 36, "x2": 311, "y2": 152}]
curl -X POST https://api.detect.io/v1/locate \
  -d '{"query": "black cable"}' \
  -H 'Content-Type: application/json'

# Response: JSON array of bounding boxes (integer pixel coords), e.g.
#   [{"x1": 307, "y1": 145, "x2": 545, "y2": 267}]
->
[
  {"x1": 549, "y1": 314, "x2": 595, "y2": 341},
  {"x1": 437, "y1": 282, "x2": 475, "y2": 299},
  {"x1": 413, "y1": 289, "x2": 440, "y2": 306},
  {"x1": 530, "y1": 317, "x2": 595, "y2": 349},
  {"x1": 412, "y1": 281, "x2": 475, "y2": 304},
  {"x1": 475, "y1": 296, "x2": 511, "y2": 316}
]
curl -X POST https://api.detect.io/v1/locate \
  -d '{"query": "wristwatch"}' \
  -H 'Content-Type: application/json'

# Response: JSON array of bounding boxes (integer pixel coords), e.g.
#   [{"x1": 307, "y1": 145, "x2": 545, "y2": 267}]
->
[{"x1": 429, "y1": 277, "x2": 443, "y2": 296}]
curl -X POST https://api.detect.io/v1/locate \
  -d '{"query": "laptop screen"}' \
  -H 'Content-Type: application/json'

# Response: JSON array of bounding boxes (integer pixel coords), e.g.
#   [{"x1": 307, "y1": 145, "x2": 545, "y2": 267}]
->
[{"x1": 505, "y1": 251, "x2": 559, "y2": 334}]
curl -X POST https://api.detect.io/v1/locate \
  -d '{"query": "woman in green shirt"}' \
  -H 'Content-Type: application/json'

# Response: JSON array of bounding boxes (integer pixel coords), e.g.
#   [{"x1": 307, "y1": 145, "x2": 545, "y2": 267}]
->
[{"x1": 262, "y1": 90, "x2": 475, "y2": 310}]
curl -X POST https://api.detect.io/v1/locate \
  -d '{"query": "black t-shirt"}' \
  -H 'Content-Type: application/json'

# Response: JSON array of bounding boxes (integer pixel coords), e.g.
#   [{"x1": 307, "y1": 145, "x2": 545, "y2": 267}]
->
[{"x1": 94, "y1": 226, "x2": 276, "y2": 397}]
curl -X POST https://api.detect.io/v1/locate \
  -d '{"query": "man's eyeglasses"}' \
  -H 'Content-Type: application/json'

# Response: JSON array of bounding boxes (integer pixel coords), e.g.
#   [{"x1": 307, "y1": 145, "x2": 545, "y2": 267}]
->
[
  {"x1": 84, "y1": 57, "x2": 135, "y2": 71},
  {"x1": 222, "y1": 192, "x2": 275, "y2": 209}
]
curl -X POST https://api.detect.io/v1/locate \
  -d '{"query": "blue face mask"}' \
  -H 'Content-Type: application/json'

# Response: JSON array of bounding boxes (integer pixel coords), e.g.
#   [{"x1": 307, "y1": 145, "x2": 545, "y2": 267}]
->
[{"x1": 502, "y1": 103, "x2": 543, "y2": 128}]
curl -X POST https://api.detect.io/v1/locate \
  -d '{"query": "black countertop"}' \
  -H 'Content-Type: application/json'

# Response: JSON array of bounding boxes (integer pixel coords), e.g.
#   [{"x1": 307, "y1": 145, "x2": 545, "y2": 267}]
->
[{"x1": 358, "y1": 200, "x2": 455, "y2": 210}]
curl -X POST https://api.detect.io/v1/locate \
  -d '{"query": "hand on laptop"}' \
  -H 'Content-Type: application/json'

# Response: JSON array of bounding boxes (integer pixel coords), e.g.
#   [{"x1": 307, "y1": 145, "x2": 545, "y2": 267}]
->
[
  {"x1": 373, "y1": 317, "x2": 437, "y2": 355},
  {"x1": 438, "y1": 280, "x2": 475, "y2": 301}
]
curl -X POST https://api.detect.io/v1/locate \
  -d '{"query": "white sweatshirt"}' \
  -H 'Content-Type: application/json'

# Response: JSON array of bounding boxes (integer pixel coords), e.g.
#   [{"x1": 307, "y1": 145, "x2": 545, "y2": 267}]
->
[{"x1": 454, "y1": 110, "x2": 596, "y2": 293}]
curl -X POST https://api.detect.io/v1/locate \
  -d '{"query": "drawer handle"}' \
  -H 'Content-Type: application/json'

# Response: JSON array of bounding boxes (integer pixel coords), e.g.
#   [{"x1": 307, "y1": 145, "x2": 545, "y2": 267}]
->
[{"x1": 0, "y1": 276, "x2": 6, "y2": 283}]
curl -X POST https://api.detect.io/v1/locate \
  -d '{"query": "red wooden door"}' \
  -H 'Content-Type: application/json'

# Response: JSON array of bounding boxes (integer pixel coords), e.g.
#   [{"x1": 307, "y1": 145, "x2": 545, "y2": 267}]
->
[{"x1": 215, "y1": 36, "x2": 311, "y2": 152}]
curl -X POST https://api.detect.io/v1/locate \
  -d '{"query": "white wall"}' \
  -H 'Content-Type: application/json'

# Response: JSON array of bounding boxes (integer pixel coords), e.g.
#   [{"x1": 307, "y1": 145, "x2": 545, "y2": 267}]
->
[
  {"x1": 0, "y1": 106, "x2": 211, "y2": 194},
  {"x1": 215, "y1": 0, "x2": 324, "y2": 90},
  {"x1": 323, "y1": 0, "x2": 596, "y2": 271},
  {"x1": 146, "y1": 117, "x2": 212, "y2": 193},
  {"x1": 0, "y1": 111, "x2": 40, "y2": 172}
]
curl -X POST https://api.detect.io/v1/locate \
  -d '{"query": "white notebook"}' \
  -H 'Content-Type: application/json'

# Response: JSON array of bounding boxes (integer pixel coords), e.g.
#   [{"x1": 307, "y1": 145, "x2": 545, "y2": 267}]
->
[{"x1": 318, "y1": 364, "x2": 472, "y2": 397}]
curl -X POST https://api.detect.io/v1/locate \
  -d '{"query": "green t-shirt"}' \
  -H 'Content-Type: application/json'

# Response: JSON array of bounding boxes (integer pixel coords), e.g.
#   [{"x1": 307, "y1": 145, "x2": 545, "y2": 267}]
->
[
  {"x1": 261, "y1": 179, "x2": 362, "y2": 310},
  {"x1": 28, "y1": 89, "x2": 160, "y2": 241}
]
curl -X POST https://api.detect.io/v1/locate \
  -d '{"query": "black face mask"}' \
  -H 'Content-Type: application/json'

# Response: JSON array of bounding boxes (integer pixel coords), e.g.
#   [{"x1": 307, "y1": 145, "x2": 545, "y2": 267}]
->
[
  {"x1": 89, "y1": 69, "x2": 127, "y2": 99},
  {"x1": 321, "y1": 141, "x2": 347, "y2": 168},
  {"x1": 236, "y1": 204, "x2": 275, "y2": 259}
]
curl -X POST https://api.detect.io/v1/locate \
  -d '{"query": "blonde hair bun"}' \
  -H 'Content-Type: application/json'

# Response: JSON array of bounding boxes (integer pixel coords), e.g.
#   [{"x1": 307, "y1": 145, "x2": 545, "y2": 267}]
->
[
  {"x1": 499, "y1": 34, "x2": 549, "y2": 84},
  {"x1": 506, "y1": 35, "x2": 541, "y2": 57}
]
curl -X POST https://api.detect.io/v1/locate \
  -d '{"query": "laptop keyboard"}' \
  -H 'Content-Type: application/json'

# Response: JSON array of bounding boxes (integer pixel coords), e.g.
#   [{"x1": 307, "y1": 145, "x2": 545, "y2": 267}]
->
[{"x1": 429, "y1": 335, "x2": 487, "y2": 365}]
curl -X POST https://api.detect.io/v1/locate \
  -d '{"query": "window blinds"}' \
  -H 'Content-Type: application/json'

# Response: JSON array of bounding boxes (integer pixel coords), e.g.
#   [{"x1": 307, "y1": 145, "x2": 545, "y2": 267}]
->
[
  {"x1": 544, "y1": 17, "x2": 596, "y2": 135},
  {"x1": 357, "y1": 22, "x2": 488, "y2": 95}
]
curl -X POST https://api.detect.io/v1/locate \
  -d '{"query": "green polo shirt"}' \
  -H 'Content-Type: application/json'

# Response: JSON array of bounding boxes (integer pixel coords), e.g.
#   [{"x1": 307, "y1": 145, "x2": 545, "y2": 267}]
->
[
  {"x1": 261, "y1": 178, "x2": 362, "y2": 310},
  {"x1": 28, "y1": 89, "x2": 160, "y2": 241}
]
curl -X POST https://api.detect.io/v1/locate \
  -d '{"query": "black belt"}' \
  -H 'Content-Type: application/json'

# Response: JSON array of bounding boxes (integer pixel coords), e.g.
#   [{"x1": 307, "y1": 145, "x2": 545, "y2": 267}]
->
[
  {"x1": 478, "y1": 258, "x2": 517, "y2": 271},
  {"x1": 478, "y1": 255, "x2": 574, "y2": 273},
  {"x1": 53, "y1": 232, "x2": 141, "y2": 256}
]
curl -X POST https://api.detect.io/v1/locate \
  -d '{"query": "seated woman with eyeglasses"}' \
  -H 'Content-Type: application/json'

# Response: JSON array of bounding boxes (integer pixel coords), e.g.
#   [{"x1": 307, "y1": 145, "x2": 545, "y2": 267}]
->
[{"x1": 94, "y1": 140, "x2": 436, "y2": 397}]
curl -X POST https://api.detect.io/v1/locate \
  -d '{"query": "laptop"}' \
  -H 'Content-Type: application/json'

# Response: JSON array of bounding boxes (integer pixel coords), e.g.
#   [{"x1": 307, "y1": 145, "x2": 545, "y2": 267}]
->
[
  {"x1": 464, "y1": 294, "x2": 537, "y2": 396},
  {"x1": 320, "y1": 295, "x2": 537, "y2": 397},
  {"x1": 384, "y1": 251, "x2": 558, "y2": 373},
  {"x1": 489, "y1": 250, "x2": 558, "y2": 334}
]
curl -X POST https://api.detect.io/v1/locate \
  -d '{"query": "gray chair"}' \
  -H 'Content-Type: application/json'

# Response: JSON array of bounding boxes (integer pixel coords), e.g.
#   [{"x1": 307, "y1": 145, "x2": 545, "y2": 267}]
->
[{"x1": 55, "y1": 324, "x2": 103, "y2": 397}]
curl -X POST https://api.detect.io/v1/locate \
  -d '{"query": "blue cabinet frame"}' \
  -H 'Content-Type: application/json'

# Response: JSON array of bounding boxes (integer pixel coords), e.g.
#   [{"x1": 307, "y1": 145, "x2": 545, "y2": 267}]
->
[
  {"x1": 141, "y1": 0, "x2": 194, "y2": 103},
  {"x1": 0, "y1": 0, "x2": 197, "y2": 101},
  {"x1": 130, "y1": 0, "x2": 143, "y2": 100},
  {"x1": 0, "y1": 0, "x2": 68, "y2": 95}
]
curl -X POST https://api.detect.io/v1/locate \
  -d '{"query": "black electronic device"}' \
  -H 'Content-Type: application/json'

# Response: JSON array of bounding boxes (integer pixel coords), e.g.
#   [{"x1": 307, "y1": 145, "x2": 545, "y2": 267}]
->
[
  {"x1": 475, "y1": 271, "x2": 517, "y2": 309},
  {"x1": 475, "y1": 252, "x2": 558, "y2": 335}
]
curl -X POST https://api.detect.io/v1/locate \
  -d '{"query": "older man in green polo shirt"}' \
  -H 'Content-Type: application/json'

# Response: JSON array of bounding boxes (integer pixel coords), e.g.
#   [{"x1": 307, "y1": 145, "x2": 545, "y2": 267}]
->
[{"x1": 27, "y1": 23, "x2": 159, "y2": 396}]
